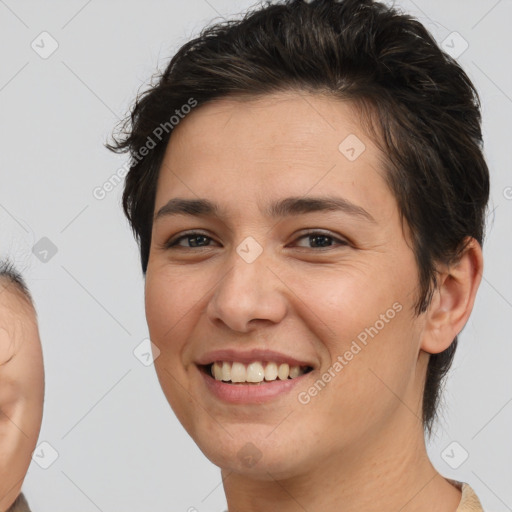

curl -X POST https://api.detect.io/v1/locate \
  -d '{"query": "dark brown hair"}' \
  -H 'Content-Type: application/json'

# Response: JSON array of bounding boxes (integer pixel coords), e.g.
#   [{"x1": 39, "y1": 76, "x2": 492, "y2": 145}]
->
[
  {"x1": 108, "y1": 0, "x2": 490, "y2": 437},
  {"x1": 0, "y1": 259, "x2": 33, "y2": 305}
]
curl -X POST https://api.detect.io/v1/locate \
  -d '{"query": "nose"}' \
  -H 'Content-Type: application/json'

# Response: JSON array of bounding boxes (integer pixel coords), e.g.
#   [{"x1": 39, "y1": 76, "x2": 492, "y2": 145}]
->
[{"x1": 206, "y1": 246, "x2": 288, "y2": 333}]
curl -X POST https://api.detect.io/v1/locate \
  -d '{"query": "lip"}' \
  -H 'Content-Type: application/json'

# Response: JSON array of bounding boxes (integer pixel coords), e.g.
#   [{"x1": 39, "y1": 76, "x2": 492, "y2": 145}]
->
[
  {"x1": 199, "y1": 365, "x2": 312, "y2": 404},
  {"x1": 196, "y1": 348, "x2": 315, "y2": 368}
]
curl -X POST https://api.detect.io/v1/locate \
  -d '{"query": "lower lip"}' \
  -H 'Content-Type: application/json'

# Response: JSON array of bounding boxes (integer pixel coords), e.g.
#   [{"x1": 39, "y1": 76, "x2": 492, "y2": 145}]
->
[{"x1": 200, "y1": 367, "x2": 309, "y2": 404}]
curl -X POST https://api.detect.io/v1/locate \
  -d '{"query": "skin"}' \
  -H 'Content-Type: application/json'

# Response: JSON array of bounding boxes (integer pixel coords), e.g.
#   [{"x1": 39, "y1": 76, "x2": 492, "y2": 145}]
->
[
  {"x1": 0, "y1": 279, "x2": 44, "y2": 512},
  {"x1": 145, "y1": 91, "x2": 483, "y2": 512}
]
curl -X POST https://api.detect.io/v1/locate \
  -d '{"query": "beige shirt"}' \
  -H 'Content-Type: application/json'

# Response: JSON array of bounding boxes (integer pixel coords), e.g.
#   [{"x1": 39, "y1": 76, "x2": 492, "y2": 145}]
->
[
  {"x1": 450, "y1": 479, "x2": 485, "y2": 512},
  {"x1": 214, "y1": 480, "x2": 484, "y2": 512},
  {"x1": 10, "y1": 482, "x2": 484, "y2": 512}
]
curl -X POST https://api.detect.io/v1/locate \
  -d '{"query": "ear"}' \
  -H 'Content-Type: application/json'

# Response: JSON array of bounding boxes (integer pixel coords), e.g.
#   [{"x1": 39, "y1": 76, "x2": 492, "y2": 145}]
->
[{"x1": 420, "y1": 237, "x2": 483, "y2": 354}]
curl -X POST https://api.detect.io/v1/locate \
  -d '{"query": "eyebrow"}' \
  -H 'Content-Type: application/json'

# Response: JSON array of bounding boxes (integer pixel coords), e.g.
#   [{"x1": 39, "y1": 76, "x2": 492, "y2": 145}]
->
[{"x1": 154, "y1": 196, "x2": 376, "y2": 223}]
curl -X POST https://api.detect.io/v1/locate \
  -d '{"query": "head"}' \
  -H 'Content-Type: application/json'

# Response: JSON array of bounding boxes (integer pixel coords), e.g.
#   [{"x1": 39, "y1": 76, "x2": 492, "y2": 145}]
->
[
  {"x1": 109, "y1": 0, "x2": 488, "y2": 477},
  {"x1": 0, "y1": 261, "x2": 44, "y2": 511}
]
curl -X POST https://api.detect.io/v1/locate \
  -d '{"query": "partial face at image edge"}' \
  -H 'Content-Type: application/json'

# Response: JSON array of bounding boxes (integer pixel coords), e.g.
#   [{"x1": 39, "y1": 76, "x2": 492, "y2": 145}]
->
[{"x1": 0, "y1": 271, "x2": 44, "y2": 511}]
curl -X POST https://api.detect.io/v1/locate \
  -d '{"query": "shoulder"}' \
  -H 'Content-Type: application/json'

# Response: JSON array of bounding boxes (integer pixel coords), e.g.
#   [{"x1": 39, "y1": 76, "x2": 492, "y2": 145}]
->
[
  {"x1": 7, "y1": 493, "x2": 31, "y2": 512},
  {"x1": 447, "y1": 479, "x2": 485, "y2": 512}
]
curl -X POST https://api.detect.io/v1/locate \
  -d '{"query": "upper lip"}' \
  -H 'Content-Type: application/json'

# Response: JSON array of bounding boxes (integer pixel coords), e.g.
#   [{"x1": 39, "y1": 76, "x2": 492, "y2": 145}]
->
[{"x1": 196, "y1": 348, "x2": 315, "y2": 368}]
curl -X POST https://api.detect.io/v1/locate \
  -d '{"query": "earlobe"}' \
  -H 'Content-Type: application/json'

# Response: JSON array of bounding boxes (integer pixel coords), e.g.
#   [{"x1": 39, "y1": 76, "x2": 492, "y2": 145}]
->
[{"x1": 420, "y1": 237, "x2": 484, "y2": 355}]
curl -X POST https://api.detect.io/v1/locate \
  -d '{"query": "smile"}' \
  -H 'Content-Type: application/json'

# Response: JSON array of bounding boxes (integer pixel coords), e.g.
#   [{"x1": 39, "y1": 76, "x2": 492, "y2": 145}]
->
[
  {"x1": 208, "y1": 361, "x2": 312, "y2": 384},
  {"x1": 196, "y1": 349, "x2": 316, "y2": 403},
  {"x1": 198, "y1": 363, "x2": 316, "y2": 405}
]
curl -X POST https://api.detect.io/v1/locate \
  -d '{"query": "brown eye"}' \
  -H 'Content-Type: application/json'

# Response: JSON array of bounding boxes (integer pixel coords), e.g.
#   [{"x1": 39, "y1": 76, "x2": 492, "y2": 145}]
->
[
  {"x1": 293, "y1": 231, "x2": 348, "y2": 249},
  {"x1": 165, "y1": 231, "x2": 217, "y2": 249}
]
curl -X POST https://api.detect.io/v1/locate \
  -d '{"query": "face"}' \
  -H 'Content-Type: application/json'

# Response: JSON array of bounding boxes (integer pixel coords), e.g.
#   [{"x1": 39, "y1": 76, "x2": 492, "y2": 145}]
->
[
  {"x1": 0, "y1": 281, "x2": 44, "y2": 509},
  {"x1": 145, "y1": 91, "x2": 429, "y2": 479}
]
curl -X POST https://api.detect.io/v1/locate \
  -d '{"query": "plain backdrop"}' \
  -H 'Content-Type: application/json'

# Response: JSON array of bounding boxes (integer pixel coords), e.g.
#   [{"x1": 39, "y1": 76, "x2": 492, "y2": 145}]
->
[{"x1": 0, "y1": 0, "x2": 510, "y2": 511}]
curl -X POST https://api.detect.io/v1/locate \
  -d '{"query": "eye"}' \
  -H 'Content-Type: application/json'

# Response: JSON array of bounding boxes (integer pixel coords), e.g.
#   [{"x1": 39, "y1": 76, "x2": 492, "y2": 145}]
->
[
  {"x1": 162, "y1": 229, "x2": 349, "y2": 250},
  {"x1": 291, "y1": 230, "x2": 348, "y2": 249},
  {"x1": 164, "y1": 231, "x2": 217, "y2": 249}
]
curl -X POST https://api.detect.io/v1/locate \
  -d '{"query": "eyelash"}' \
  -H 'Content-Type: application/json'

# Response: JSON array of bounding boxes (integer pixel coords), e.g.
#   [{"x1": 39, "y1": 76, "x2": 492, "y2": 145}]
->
[{"x1": 164, "y1": 230, "x2": 349, "y2": 250}]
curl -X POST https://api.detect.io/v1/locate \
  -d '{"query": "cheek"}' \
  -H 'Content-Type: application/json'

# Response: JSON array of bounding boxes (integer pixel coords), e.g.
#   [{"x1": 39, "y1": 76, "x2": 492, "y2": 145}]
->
[
  {"x1": 291, "y1": 262, "x2": 418, "y2": 407},
  {"x1": 294, "y1": 262, "x2": 406, "y2": 349},
  {"x1": 145, "y1": 268, "x2": 196, "y2": 343},
  {"x1": 145, "y1": 266, "x2": 213, "y2": 378},
  {"x1": 144, "y1": 269, "x2": 201, "y2": 431}
]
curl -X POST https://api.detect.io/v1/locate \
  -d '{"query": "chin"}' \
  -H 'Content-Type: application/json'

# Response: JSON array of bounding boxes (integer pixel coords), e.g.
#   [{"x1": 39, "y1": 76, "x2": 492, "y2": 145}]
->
[
  {"x1": 205, "y1": 447, "x2": 308, "y2": 481},
  {"x1": 190, "y1": 422, "x2": 315, "y2": 480}
]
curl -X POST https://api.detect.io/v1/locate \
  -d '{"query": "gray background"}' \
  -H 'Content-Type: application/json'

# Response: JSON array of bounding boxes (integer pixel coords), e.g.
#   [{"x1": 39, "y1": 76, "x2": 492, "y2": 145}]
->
[{"x1": 0, "y1": 0, "x2": 510, "y2": 510}]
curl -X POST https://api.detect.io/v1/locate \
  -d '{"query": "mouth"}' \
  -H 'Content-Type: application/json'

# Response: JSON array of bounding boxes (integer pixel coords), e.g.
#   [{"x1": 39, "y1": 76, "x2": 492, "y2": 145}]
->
[
  {"x1": 196, "y1": 349, "x2": 317, "y2": 403},
  {"x1": 199, "y1": 361, "x2": 314, "y2": 385}
]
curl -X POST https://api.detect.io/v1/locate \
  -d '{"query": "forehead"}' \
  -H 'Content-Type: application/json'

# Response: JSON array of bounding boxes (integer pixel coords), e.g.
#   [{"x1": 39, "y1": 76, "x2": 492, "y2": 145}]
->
[
  {"x1": 0, "y1": 277, "x2": 34, "y2": 318},
  {"x1": 169, "y1": 90, "x2": 366, "y2": 154},
  {"x1": 154, "y1": 90, "x2": 396, "y2": 226}
]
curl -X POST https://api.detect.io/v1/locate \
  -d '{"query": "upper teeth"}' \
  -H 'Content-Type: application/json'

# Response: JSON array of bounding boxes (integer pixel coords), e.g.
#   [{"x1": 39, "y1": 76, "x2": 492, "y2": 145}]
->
[{"x1": 210, "y1": 361, "x2": 307, "y2": 383}]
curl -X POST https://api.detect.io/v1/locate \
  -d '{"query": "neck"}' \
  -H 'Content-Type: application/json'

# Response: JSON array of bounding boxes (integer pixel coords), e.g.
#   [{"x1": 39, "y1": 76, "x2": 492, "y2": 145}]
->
[{"x1": 221, "y1": 410, "x2": 461, "y2": 512}]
